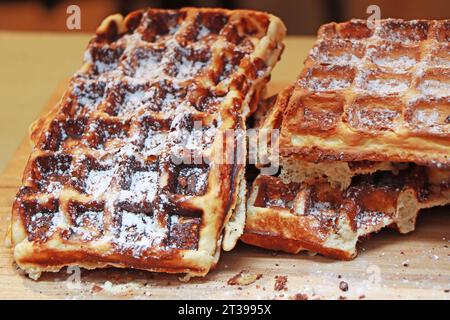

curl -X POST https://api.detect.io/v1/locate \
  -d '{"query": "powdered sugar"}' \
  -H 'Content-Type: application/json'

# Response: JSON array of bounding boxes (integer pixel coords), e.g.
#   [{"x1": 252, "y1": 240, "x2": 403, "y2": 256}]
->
[
  {"x1": 175, "y1": 57, "x2": 208, "y2": 79},
  {"x1": 418, "y1": 80, "x2": 450, "y2": 97},
  {"x1": 113, "y1": 211, "x2": 167, "y2": 256},
  {"x1": 304, "y1": 77, "x2": 352, "y2": 92},
  {"x1": 355, "y1": 210, "x2": 391, "y2": 233},
  {"x1": 45, "y1": 181, "x2": 64, "y2": 197},
  {"x1": 410, "y1": 108, "x2": 447, "y2": 135},
  {"x1": 306, "y1": 202, "x2": 338, "y2": 225},
  {"x1": 28, "y1": 210, "x2": 65, "y2": 239},
  {"x1": 348, "y1": 106, "x2": 399, "y2": 131},
  {"x1": 192, "y1": 167, "x2": 209, "y2": 193},
  {"x1": 143, "y1": 131, "x2": 168, "y2": 156},
  {"x1": 133, "y1": 53, "x2": 165, "y2": 79},
  {"x1": 363, "y1": 78, "x2": 409, "y2": 95},
  {"x1": 197, "y1": 25, "x2": 211, "y2": 39},
  {"x1": 118, "y1": 171, "x2": 159, "y2": 204},
  {"x1": 72, "y1": 211, "x2": 104, "y2": 240},
  {"x1": 372, "y1": 55, "x2": 417, "y2": 72},
  {"x1": 85, "y1": 169, "x2": 114, "y2": 198}
]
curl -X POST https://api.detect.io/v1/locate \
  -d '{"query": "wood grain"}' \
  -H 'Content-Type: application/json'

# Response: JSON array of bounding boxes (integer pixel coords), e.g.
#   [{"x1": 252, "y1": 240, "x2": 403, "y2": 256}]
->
[{"x1": 0, "y1": 82, "x2": 449, "y2": 300}]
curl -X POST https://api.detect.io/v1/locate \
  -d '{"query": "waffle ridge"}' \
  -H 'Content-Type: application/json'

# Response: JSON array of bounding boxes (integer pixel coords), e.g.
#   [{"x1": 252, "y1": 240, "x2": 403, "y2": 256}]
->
[{"x1": 10, "y1": 7, "x2": 286, "y2": 279}]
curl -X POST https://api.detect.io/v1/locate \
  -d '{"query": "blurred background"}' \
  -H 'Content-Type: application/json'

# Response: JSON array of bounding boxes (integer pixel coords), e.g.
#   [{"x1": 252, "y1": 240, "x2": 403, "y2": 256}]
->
[{"x1": 0, "y1": 0, "x2": 449, "y2": 34}]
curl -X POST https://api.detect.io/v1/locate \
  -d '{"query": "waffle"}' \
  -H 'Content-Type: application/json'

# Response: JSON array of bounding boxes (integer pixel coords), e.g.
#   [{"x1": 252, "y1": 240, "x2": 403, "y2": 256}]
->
[
  {"x1": 242, "y1": 166, "x2": 450, "y2": 259},
  {"x1": 243, "y1": 19, "x2": 450, "y2": 259},
  {"x1": 10, "y1": 7, "x2": 286, "y2": 279},
  {"x1": 260, "y1": 19, "x2": 450, "y2": 170}
]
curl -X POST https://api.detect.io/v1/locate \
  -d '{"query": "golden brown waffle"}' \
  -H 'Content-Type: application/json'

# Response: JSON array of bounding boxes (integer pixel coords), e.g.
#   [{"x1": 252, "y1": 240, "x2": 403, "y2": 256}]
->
[
  {"x1": 242, "y1": 166, "x2": 450, "y2": 259},
  {"x1": 244, "y1": 19, "x2": 450, "y2": 259},
  {"x1": 10, "y1": 7, "x2": 286, "y2": 279},
  {"x1": 260, "y1": 19, "x2": 450, "y2": 169}
]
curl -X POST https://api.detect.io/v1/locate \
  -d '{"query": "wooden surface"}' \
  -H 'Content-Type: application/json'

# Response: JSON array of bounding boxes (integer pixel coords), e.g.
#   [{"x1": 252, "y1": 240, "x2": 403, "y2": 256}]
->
[
  {"x1": 0, "y1": 79, "x2": 449, "y2": 300},
  {"x1": 0, "y1": 32, "x2": 315, "y2": 173}
]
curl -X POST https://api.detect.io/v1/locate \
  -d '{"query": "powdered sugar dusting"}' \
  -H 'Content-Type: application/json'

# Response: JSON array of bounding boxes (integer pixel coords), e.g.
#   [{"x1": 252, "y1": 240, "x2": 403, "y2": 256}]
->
[
  {"x1": 175, "y1": 57, "x2": 208, "y2": 79},
  {"x1": 133, "y1": 52, "x2": 164, "y2": 79},
  {"x1": 72, "y1": 211, "x2": 104, "y2": 240},
  {"x1": 303, "y1": 77, "x2": 352, "y2": 92},
  {"x1": 372, "y1": 55, "x2": 417, "y2": 72},
  {"x1": 362, "y1": 78, "x2": 409, "y2": 95},
  {"x1": 306, "y1": 201, "x2": 338, "y2": 227},
  {"x1": 113, "y1": 211, "x2": 167, "y2": 257},
  {"x1": 28, "y1": 210, "x2": 65, "y2": 240},
  {"x1": 356, "y1": 211, "x2": 391, "y2": 234},
  {"x1": 143, "y1": 131, "x2": 168, "y2": 156},
  {"x1": 118, "y1": 171, "x2": 159, "y2": 204},
  {"x1": 45, "y1": 181, "x2": 64, "y2": 197},
  {"x1": 418, "y1": 80, "x2": 450, "y2": 97},
  {"x1": 298, "y1": 19, "x2": 449, "y2": 142},
  {"x1": 85, "y1": 169, "x2": 114, "y2": 198}
]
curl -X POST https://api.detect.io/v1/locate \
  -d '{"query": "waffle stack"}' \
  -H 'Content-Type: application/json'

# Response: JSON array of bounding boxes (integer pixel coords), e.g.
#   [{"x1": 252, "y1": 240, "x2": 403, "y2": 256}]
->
[
  {"x1": 242, "y1": 19, "x2": 450, "y2": 259},
  {"x1": 10, "y1": 8, "x2": 286, "y2": 279}
]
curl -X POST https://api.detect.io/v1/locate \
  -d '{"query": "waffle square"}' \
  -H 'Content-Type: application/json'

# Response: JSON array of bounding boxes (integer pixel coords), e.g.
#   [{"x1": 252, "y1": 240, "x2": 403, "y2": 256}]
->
[{"x1": 10, "y1": 7, "x2": 286, "y2": 279}]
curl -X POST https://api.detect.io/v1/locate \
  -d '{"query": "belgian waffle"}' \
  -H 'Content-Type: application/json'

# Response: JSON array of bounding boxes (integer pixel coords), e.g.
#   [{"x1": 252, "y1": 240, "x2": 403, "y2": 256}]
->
[
  {"x1": 243, "y1": 167, "x2": 450, "y2": 259},
  {"x1": 260, "y1": 19, "x2": 450, "y2": 169},
  {"x1": 10, "y1": 7, "x2": 286, "y2": 279},
  {"x1": 243, "y1": 19, "x2": 450, "y2": 259}
]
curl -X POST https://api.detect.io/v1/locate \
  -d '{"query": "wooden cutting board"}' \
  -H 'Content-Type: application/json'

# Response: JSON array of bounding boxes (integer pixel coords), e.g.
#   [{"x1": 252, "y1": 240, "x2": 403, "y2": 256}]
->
[{"x1": 0, "y1": 82, "x2": 449, "y2": 300}]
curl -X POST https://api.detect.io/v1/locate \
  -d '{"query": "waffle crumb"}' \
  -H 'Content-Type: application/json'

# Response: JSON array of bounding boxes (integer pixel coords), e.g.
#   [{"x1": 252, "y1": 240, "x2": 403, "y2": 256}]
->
[
  {"x1": 90, "y1": 284, "x2": 103, "y2": 294},
  {"x1": 339, "y1": 281, "x2": 349, "y2": 292},
  {"x1": 274, "y1": 275, "x2": 288, "y2": 291},
  {"x1": 227, "y1": 270, "x2": 263, "y2": 286},
  {"x1": 291, "y1": 293, "x2": 308, "y2": 300}
]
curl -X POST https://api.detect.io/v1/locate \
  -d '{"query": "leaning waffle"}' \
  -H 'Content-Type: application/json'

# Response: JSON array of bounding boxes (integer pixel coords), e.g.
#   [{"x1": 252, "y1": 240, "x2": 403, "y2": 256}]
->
[
  {"x1": 10, "y1": 7, "x2": 286, "y2": 279},
  {"x1": 242, "y1": 166, "x2": 450, "y2": 259},
  {"x1": 261, "y1": 19, "x2": 450, "y2": 168}
]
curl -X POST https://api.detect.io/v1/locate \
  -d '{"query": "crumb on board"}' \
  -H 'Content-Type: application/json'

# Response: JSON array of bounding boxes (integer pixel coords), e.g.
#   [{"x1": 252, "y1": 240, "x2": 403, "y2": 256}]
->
[
  {"x1": 339, "y1": 281, "x2": 349, "y2": 292},
  {"x1": 274, "y1": 275, "x2": 288, "y2": 291},
  {"x1": 90, "y1": 284, "x2": 103, "y2": 294},
  {"x1": 227, "y1": 270, "x2": 263, "y2": 286},
  {"x1": 291, "y1": 293, "x2": 308, "y2": 300}
]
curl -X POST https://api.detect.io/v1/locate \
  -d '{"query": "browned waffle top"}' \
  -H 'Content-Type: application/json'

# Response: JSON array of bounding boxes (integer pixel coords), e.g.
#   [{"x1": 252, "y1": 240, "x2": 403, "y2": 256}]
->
[
  {"x1": 10, "y1": 7, "x2": 286, "y2": 279},
  {"x1": 260, "y1": 19, "x2": 450, "y2": 168}
]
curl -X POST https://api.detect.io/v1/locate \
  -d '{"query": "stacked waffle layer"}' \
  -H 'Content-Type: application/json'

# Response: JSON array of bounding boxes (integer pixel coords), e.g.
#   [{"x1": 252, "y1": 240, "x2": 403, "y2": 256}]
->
[
  {"x1": 242, "y1": 19, "x2": 450, "y2": 259},
  {"x1": 10, "y1": 7, "x2": 286, "y2": 279}
]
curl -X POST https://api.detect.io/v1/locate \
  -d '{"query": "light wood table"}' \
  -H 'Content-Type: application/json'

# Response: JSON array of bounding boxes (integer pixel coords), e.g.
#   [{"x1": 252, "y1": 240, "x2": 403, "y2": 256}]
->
[
  {"x1": 1, "y1": 33, "x2": 448, "y2": 300},
  {"x1": 0, "y1": 32, "x2": 315, "y2": 174}
]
